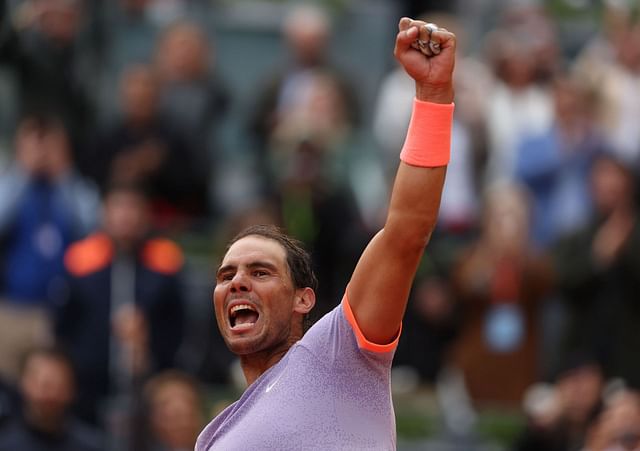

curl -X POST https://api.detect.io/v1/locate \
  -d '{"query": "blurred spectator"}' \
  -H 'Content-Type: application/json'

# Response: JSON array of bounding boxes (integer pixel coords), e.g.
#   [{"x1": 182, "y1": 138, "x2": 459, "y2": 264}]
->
[
  {"x1": 54, "y1": 183, "x2": 185, "y2": 438},
  {"x1": 514, "y1": 72, "x2": 604, "y2": 249},
  {"x1": 572, "y1": 0, "x2": 632, "y2": 77},
  {"x1": 262, "y1": 69, "x2": 370, "y2": 317},
  {"x1": 482, "y1": 17, "x2": 557, "y2": 184},
  {"x1": 553, "y1": 154, "x2": 640, "y2": 387},
  {"x1": 591, "y1": 23, "x2": 640, "y2": 167},
  {"x1": 141, "y1": 370, "x2": 203, "y2": 451},
  {"x1": 87, "y1": 64, "x2": 208, "y2": 228},
  {"x1": 99, "y1": 0, "x2": 191, "y2": 86},
  {"x1": 450, "y1": 182, "x2": 552, "y2": 407},
  {"x1": 513, "y1": 352, "x2": 604, "y2": 451},
  {"x1": 248, "y1": 3, "x2": 359, "y2": 192},
  {"x1": 0, "y1": 112, "x2": 99, "y2": 383},
  {"x1": 0, "y1": 0, "x2": 97, "y2": 149},
  {"x1": 574, "y1": 5, "x2": 640, "y2": 168},
  {"x1": 0, "y1": 346, "x2": 104, "y2": 451},
  {"x1": 584, "y1": 388, "x2": 640, "y2": 451},
  {"x1": 154, "y1": 20, "x2": 229, "y2": 215}
]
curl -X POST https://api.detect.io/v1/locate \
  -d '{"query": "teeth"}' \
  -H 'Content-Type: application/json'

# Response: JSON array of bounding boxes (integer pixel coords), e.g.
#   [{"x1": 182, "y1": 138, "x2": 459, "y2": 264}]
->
[{"x1": 230, "y1": 304, "x2": 256, "y2": 316}]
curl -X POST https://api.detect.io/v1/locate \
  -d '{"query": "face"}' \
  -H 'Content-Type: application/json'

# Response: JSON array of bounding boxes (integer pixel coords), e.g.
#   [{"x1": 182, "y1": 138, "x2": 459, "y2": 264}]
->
[
  {"x1": 21, "y1": 355, "x2": 74, "y2": 422},
  {"x1": 15, "y1": 120, "x2": 70, "y2": 176},
  {"x1": 102, "y1": 191, "x2": 150, "y2": 247},
  {"x1": 591, "y1": 158, "x2": 633, "y2": 215},
  {"x1": 158, "y1": 26, "x2": 208, "y2": 81},
  {"x1": 150, "y1": 382, "x2": 201, "y2": 448},
  {"x1": 214, "y1": 236, "x2": 306, "y2": 356},
  {"x1": 39, "y1": 1, "x2": 80, "y2": 44},
  {"x1": 121, "y1": 66, "x2": 159, "y2": 123}
]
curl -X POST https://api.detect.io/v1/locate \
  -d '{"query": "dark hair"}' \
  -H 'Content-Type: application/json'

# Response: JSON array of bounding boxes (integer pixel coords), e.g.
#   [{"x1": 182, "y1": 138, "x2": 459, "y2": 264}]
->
[
  {"x1": 226, "y1": 224, "x2": 318, "y2": 292},
  {"x1": 20, "y1": 345, "x2": 75, "y2": 382}
]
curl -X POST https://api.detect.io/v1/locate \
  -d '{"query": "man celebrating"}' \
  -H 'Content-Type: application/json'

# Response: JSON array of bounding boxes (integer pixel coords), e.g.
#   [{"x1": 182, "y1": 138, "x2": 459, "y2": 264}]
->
[{"x1": 197, "y1": 17, "x2": 456, "y2": 450}]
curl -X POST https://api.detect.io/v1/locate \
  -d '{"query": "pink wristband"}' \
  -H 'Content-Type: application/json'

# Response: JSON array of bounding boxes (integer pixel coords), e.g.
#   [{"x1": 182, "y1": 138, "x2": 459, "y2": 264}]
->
[{"x1": 400, "y1": 98, "x2": 454, "y2": 167}]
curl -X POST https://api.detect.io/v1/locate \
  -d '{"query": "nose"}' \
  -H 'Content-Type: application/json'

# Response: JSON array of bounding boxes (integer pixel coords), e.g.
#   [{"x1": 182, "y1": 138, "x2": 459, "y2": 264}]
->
[{"x1": 230, "y1": 270, "x2": 250, "y2": 293}]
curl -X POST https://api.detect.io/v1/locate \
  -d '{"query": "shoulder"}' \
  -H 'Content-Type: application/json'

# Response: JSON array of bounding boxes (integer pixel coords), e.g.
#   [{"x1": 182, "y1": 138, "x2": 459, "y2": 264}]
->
[
  {"x1": 297, "y1": 301, "x2": 358, "y2": 359},
  {"x1": 64, "y1": 233, "x2": 113, "y2": 277},
  {"x1": 140, "y1": 238, "x2": 184, "y2": 275}
]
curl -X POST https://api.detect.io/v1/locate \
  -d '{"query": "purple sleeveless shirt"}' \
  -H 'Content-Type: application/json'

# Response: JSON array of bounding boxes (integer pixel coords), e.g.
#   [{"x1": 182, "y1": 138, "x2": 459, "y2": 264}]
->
[{"x1": 196, "y1": 297, "x2": 399, "y2": 450}]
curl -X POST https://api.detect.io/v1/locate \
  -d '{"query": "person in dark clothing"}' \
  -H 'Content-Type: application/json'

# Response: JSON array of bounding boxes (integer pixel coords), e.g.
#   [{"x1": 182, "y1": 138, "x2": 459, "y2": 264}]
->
[
  {"x1": 394, "y1": 273, "x2": 460, "y2": 385},
  {"x1": 553, "y1": 154, "x2": 640, "y2": 387},
  {"x1": 154, "y1": 20, "x2": 230, "y2": 212},
  {"x1": 0, "y1": 346, "x2": 104, "y2": 451},
  {"x1": 247, "y1": 4, "x2": 360, "y2": 195},
  {"x1": 87, "y1": 64, "x2": 208, "y2": 228},
  {"x1": 0, "y1": 0, "x2": 97, "y2": 149},
  {"x1": 54, "y1": 184, "x2": 185, "y2": 437}
]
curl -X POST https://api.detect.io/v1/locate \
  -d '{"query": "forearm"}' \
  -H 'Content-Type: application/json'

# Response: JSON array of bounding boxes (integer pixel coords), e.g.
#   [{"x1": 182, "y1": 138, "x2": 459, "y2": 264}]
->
[
  {"x1": 385, "y1": 163, "x2": 446, "y2": 244},
  {"x1": 382, "y1": 91, "x2": 453, "y2": 243}
]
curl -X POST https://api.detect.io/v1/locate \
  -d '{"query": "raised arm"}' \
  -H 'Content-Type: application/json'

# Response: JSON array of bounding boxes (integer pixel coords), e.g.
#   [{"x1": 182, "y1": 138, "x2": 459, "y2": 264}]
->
[{"x1": 347, "y1": 18, "x2": 456, "y2": 345}]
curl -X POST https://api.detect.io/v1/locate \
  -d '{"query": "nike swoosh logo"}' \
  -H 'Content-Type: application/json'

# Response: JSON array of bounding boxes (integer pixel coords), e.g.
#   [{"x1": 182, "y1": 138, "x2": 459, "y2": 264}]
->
[{"x1": 265, "y1": 370, "x2": 285, "y2": 393}]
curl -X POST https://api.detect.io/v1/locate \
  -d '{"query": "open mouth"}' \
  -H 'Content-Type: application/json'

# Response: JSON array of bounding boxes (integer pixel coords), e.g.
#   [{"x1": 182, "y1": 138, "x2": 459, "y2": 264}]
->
[{"x1": 229, "y1": 303, "x2": 259, "y2": 330}]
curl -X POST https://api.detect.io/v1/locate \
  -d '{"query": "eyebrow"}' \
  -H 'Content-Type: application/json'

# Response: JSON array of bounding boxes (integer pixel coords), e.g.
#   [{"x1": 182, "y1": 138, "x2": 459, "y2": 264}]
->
[{"x1": 216, "y1": 261, "x2": 280, "y2": 278}]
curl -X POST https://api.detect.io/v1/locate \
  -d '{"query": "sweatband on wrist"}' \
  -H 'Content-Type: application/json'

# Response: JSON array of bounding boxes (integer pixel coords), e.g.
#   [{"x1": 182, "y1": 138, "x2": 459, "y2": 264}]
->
[{"x1": 400, "y1": 98, "x2": 454, "y2": 167}]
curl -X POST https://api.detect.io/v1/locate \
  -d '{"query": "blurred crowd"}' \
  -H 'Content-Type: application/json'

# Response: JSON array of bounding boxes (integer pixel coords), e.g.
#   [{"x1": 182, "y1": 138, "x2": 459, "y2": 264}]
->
[{"x1": 1, "y1": 0, "x2": 640, "y2": 450}]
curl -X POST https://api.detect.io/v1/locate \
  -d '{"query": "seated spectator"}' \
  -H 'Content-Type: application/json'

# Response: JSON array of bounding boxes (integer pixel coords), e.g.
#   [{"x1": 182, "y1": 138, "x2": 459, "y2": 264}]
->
[
  {"x1": 141, "y1": 370, "x2": 204, "y2": 451},
  {"x1": 54, "y1": 183, "x2": 185, "y2": 435},
  {"x1": 0, "y1": 346, "x2": 104, "y2": 451},
  {"x1": 87, "y1": 64, "x2": 207, "y2": 229},
  {"x1": 0, "y1": 112, "x2": 99, "y2": 383}
]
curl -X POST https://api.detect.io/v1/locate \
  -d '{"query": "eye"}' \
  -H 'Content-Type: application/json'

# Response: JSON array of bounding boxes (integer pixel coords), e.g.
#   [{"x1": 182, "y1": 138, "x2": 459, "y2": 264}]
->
[
  {"x1": 218, "y1": 272, "x2": 234, "y2": 282},
  {"x1": 253, "y1": 269, "x2": 269, "y2": 278}
]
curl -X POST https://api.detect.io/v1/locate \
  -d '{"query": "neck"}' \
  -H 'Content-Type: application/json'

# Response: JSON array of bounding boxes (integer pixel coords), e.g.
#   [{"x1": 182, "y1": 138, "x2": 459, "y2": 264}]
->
[{"x1": 240, "y1": 334, "x2": 301, "y2": 386}]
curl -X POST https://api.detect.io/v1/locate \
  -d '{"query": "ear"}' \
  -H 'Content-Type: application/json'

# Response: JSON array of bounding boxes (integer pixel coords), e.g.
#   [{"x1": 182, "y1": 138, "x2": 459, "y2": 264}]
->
[{"x1": 293, "y1": 287, "x2": 315, "y2": 315}]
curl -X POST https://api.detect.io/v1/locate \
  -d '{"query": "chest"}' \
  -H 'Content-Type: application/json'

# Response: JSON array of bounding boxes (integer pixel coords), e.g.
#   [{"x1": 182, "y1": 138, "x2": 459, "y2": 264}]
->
[{"x1": 200, "y1": 347, "x2": 395, "y2": 451}]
